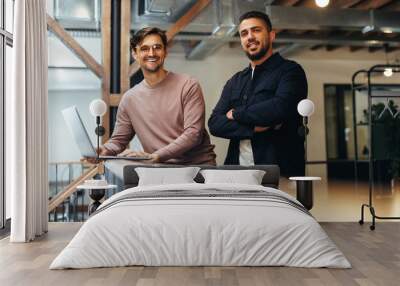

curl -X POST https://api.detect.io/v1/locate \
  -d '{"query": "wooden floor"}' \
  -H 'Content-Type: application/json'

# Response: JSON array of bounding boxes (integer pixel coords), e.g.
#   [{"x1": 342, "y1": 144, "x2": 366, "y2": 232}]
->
[
  {"x1": 1, "y1": 222, "x2": 400, "y2": 286},
  {"x1": 279, "y1": 177, "x2": 400, "y2": 222}
]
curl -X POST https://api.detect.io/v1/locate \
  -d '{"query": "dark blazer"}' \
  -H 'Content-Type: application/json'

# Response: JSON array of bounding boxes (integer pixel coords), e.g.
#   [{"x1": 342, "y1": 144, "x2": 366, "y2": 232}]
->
[{"x1": 208, "y1": 53, "x2": 307, "y2": 176}]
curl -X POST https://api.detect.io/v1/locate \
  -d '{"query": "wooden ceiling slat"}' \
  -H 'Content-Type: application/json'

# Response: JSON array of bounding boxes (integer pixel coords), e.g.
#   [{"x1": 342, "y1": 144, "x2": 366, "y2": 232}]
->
[
  {"x1": 368, "y1": 46, "x2": 383, "y2": 53},
  {"x1": 349, "y1": 46, "x2": 364, "y2": 52},
  {"x1": 352, "y1": 0, "x2": 394, "y2": 9},
  {"x1": 273, "y1": 0, "x2": 303, "y2": 6}
]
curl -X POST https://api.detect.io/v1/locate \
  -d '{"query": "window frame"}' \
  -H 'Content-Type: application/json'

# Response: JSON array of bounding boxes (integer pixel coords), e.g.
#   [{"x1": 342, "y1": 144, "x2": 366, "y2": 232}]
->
[{"x1": 0, "y1": 0, "x2": 13, "y2": 231}]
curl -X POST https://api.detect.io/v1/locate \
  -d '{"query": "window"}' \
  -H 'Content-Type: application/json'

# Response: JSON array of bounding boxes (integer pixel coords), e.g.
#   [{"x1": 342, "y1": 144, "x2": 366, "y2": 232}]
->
[
  {"x1": 1, "y1": 0, "x2": 13, "y2": 232},
  {"x1": 5, "y1": 0, "x2": 12, "y2": 33},
  {"x1": 324, "y1": 84, "x2": 358, "y2": 180}
]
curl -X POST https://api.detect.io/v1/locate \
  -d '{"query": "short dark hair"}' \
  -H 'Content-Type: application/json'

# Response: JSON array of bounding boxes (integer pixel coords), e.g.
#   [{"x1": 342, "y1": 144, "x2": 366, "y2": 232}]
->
[
  {"x1": 130, "y1": 27, "x2": 168, "y2": 51},
  {"x1": 239, "y1": 11, "x2": 272, "y2": 32}
]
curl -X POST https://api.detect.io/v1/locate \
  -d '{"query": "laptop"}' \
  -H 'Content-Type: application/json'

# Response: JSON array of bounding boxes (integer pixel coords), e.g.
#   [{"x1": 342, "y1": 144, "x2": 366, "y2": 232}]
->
[{"x1": 62, "y1": 106, "x2": 150, "y2": 161}]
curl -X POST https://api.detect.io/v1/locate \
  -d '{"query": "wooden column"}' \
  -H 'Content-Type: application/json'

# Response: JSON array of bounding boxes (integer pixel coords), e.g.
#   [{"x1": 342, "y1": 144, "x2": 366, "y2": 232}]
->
[
  {"x1": 120, "y1": 0, "x2": 131, "y2": 96},
  {"x1": 102, "y1": 0, "x2": 112, "y2": 142}
]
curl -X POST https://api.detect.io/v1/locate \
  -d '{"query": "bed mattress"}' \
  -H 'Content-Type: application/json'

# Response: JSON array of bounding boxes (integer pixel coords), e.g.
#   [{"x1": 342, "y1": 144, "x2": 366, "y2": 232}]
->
[{"x1": 50, "y1": 183, "x2": 351, "y2": 269}]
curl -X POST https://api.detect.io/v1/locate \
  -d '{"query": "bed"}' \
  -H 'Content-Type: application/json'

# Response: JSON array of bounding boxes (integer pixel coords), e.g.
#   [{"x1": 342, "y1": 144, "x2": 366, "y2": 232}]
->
[{"x1": 50, "y1": 164, "x2": 350, "y2": 269}]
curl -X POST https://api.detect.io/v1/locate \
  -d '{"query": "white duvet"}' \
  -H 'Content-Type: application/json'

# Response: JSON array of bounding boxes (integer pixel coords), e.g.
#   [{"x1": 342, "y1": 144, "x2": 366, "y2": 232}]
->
[{"x1": 50, "y1": 183, "x2": 351, "y2": 269}]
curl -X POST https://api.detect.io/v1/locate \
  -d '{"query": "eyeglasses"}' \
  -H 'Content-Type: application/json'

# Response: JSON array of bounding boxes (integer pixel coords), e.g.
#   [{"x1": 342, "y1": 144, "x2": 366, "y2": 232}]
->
[{"x1": 138, "y1": 44, "x2": 164, "y2": 54}]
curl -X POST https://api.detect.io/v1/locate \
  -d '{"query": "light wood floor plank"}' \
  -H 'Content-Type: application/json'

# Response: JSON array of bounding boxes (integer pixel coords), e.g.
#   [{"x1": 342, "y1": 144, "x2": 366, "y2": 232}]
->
[{"x1": 1, "y1": 222, "x2": 400, "y2": 286}]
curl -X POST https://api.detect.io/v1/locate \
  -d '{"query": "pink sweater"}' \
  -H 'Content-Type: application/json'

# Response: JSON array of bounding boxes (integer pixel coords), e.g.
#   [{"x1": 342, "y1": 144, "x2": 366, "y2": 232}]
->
[{"x1": 103, "y1": 72, "x2": 216, "y2": 165}]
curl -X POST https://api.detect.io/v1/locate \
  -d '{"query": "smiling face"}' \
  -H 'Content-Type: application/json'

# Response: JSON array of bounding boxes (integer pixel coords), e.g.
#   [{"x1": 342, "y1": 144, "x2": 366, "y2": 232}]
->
[
  {"x1": 132, "y1": 34, "x2": 167, "y2": 73},
  {"x1": 239, "y1": 17, "x2": 275, "y2": 62}
]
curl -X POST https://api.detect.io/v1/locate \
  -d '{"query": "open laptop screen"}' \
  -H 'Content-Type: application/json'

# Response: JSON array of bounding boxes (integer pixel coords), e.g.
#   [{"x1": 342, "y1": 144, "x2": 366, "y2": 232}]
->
[{"x1": 62, "y1": 106, "x2": 97, "y2": 158}]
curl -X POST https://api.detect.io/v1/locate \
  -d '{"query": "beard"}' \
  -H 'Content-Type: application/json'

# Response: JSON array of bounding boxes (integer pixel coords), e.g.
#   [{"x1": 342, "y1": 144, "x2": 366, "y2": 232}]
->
[
  {"x1": 246, "y1": 45, "x2": 270, "y2": 61},
  {"x1": 245, "y1": 39, "x2": 270, "y2": 61}
]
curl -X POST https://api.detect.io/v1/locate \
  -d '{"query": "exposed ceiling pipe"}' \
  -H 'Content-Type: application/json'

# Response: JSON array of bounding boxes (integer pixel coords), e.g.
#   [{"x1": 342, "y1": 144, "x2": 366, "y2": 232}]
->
[
  {"x1": 276, "y1": 44, "x2": 309, "y2": 58},
  {"x1": 186, "y1": 0, "x2": 236, "y2": 60}
]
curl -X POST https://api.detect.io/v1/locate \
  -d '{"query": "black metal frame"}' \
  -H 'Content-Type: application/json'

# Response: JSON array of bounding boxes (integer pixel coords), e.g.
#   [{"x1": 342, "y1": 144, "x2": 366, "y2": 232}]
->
[
  {"x1": 352, "y1": 64, "x2": 400, "y2": 230},
  {"x1": 0, "y1": 0, "x2": 4, "y2": 230}
]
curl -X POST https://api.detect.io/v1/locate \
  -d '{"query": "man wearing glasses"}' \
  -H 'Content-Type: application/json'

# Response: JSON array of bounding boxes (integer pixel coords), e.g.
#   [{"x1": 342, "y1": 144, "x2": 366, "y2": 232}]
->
[{"x1": 99, "y1": 27, "x2": 216, "y2": 165}]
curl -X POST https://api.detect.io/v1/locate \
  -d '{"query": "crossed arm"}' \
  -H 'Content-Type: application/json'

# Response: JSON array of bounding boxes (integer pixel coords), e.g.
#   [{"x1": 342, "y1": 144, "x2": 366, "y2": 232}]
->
[{"x1": 208, "y1": 64, "x2": 307, "y2": 139}]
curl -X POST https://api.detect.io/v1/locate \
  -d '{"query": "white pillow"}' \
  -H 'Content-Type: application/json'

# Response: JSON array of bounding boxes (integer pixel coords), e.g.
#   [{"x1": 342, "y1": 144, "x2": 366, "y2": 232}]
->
[
  {"x1": 200, "y1": 169, "x2": 266, "y2": 185},
  {"x1": 135, "y1": 167, "x2": 200, "y2": 186}
]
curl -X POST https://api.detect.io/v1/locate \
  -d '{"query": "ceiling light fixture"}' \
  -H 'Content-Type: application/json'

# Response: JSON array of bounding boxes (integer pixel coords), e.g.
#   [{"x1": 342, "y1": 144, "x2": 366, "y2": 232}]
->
[
  {"x1": 315, "y1": 0, "x2": 330, "y2": 8},
  {"x1": 381, "y1": 28, "x2": 393, "y2": 34},
  {"x1": 384, "y1": 68, "x2": 393, "y2": 77},
  {"x1": 383, "y1": 44, "x2": 393, "y2": 77}
]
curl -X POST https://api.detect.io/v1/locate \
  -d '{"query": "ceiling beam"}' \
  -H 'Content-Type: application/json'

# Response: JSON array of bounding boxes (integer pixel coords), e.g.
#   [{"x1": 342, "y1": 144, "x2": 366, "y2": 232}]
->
[
  {"x1": 273, "y1": 32, "x2": 400, "y2": 46},
  {"x1": 349, "y1": 46, "x2": 364, "y2": 52},
  {"x1": 272, "y1": 0, "x2": 302, "y2": 6},
  {"x1": 325, "y1": 45, "x2": 340, "y2": 51},
  {"x1": 128, "y1": 0, "x2": 212, "y2": 77},
  {"x1": 46, "y1": 14, "x2": 103, "y2": 79},
  {"x1": 368, "y1": 46, "x2": 383, "y2": 53},
  {"x1": 265, "y1": 6, "x2": 400, "y2": 32},
  {"x1": 352, "y1": 0, "x2": 393, "y2": 9},
  {"x1": 276, "y1": 43, "x2": 308, "y2": 57},
  {"x1": 172, "y1": 32, "x2": 400, "y2": 47}
]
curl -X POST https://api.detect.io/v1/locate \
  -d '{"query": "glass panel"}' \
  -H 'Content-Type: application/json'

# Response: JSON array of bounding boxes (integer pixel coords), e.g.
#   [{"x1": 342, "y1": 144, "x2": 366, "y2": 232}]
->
[
  {"x1": 0, "y1": 37, "x2": 4, "y2": 228},
  {"x1": 343, "y1": 89, "x2": 355, "y2": 160},
  {"x1": 354, "y1": 90, "x2": 369, "y2": 160},
  {"x1": 325, "y1": 86, "x2": 338, "y2": 160},
  {"x1": 5, "y1": 0, "x2": 13, "y2": 33},
  {"x1": 5, "y1": 43, "x2": 11, "y2": 220},
  {"x1": 0, "y1": 0, "x2": 3, "y2": 30},
  {"x1": 325, "y1": 85, "x2": 356, "y2": 160}
]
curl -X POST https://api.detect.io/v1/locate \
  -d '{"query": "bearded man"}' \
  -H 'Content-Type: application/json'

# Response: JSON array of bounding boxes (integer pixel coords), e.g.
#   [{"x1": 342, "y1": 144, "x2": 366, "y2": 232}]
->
[
  {"x1": 99, "y1": 27, "x2": 216, "y2": 165},
  {"x1": 208, "y1": 11, "x2": 308, "y2": 176}
]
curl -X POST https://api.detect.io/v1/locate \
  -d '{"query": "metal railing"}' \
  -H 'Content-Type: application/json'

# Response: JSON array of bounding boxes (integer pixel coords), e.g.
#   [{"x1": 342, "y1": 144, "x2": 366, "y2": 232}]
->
[{"x1": 48, "y1": 161, "x2": 91, "y2": 222}]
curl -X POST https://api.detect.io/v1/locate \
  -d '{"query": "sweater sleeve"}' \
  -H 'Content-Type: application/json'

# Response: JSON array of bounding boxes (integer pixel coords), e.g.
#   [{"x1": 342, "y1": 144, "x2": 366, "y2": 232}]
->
[
  {"x1": 102, "y1": 96, "x2": 135, "y2": 155},
  {"x1": 153, "y1": 79, "x2": 206, "y2": 162}
]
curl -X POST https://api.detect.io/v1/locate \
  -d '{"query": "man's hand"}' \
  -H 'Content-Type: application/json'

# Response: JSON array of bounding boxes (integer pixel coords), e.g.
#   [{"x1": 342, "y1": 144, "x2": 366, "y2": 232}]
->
[
  {"x1": 226, "y1": 109, "x2": 234, "y2": 120},
  {"x1": 254, "y1": 126, "x2": 270, "y2": 133},
  {"x1": 148, "y1": 153, "x2": 160, "y2": 163},
  {"x1": 118, "y1": 149, "x2": 159, "y2": 163},
  {"x1": 118, "y1": 149, "x2": 144, "y2": 157},
  {"x1": 84, "y1": 146, "x2": 108, "y2": 164}
]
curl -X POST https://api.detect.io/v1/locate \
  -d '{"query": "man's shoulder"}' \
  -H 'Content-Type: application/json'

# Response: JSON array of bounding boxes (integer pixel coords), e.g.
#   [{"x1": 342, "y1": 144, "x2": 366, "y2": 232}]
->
[
  {"x1": 227, "y1": 66, "x2": 250, "y2": 83},
  {"x1": 280, "y1": 56, "x2": 305, "y2": 73},
  {"x1": 124, "y1": 82, "x2": 143, "y2": 96},
  {"x1": 118, "y1": 84, "x2": 143, "y2": 106},
  {"x1": 169, "y1": 72, "x2": 199, "y2": 86}
]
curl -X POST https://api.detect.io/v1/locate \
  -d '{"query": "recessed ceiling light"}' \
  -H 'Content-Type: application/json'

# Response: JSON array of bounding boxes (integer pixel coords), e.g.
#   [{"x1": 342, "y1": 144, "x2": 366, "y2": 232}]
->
[
  {"x1": 315, "y1": 0, "x2": 330, "y2": 8},
  {"x1": 384, "y1": 68, "x2": 393, "y2": 77},
  {"x1": 381, "y1": 28, "x2": 393, "y2": 34}
]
